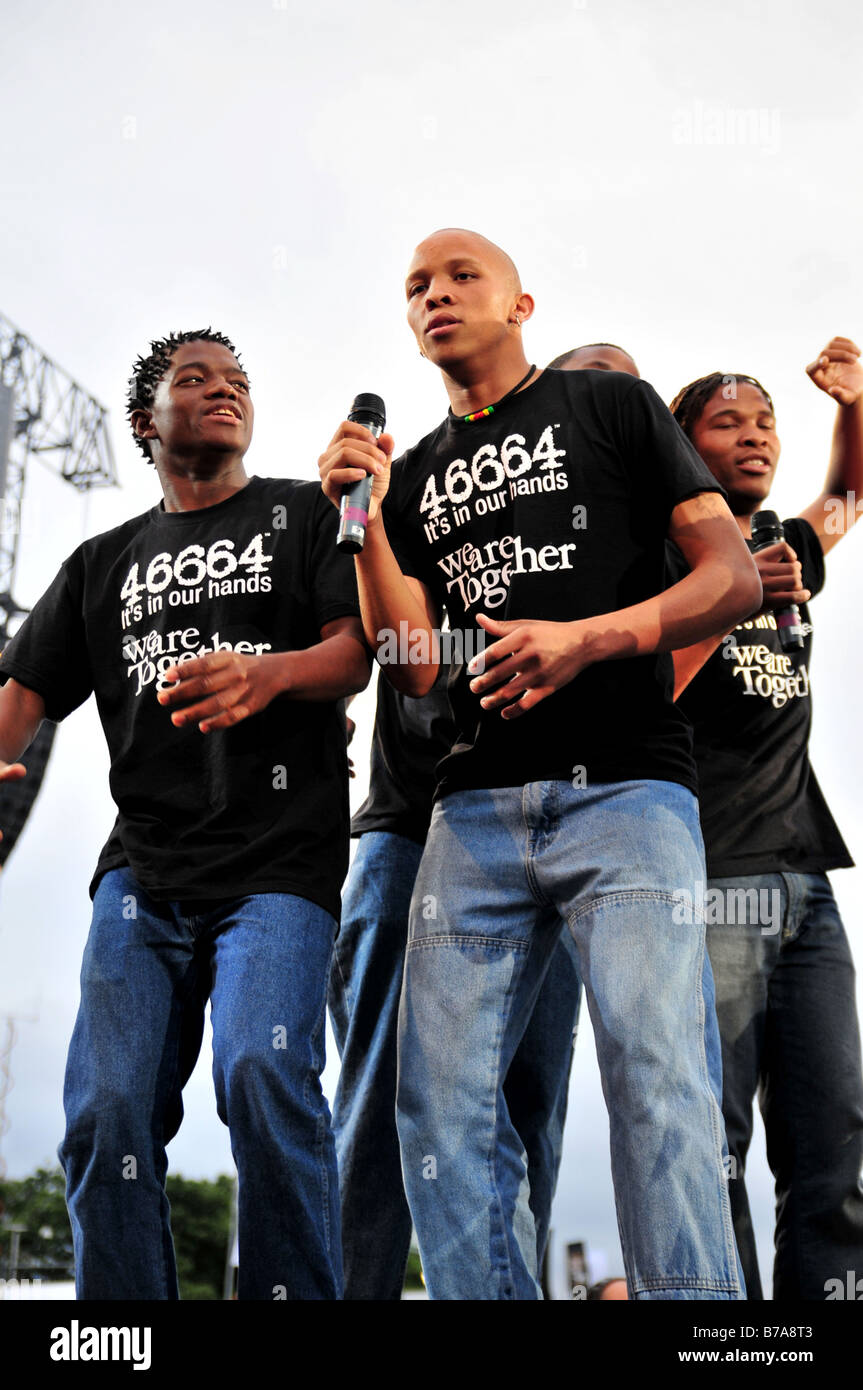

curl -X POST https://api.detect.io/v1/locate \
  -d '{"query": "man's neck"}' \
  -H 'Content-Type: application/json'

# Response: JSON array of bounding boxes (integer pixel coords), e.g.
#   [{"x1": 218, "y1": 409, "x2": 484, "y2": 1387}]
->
[
  {"x1": 155, "y1": 457, "x2": 250, "y2": 513},
  {"x1": 440, "y1": 349, "x2": 538, "y2": 418},
  {"x1": 733, "y1": 507, "x2": 761, "y2": 540}
]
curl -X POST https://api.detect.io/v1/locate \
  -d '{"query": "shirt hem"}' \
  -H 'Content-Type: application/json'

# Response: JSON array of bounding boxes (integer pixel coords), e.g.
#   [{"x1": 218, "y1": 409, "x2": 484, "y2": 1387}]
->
[
  {"x1": 435, "y1": 767, "x2": 699, "y2": 799},
  {"x1": 705, "y1": 852, "x2": 855, "y2": 878},
  {"x1": 89, "y1": 858, "x2": 342, "y2": 921}
]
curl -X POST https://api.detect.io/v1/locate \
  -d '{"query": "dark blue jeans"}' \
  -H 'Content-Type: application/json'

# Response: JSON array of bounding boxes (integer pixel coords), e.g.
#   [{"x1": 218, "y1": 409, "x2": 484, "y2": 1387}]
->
[
  {"x1": 59, "y1": 868, "x2": 342, "y2": 1300},
  {"x1": 328, "y1": 830, "x2": 581, "y2": 1299},
  {"x1": 706, "y1": 871, "x2": 863, "y2": 1300}
]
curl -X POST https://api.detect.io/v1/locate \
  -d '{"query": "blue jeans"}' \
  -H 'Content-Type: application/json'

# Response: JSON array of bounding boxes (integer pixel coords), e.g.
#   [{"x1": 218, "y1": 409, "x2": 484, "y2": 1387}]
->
[
  {"x1": 59, "y1": 868, "x2": 342, "y2": 1300},
  {"x1": 706, "y1": 871, "x2": 863, "y2": 1300},
  {"x1": 329, "y1": 830, "x2": 581, "y2": 1299},
  {"x1": 396, "y1": 781, "x2": 743, "y2": 1300}
]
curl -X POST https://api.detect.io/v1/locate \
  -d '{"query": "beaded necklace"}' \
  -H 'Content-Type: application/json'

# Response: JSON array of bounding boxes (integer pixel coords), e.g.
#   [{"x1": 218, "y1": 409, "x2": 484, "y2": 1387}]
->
[{"x1": 461, "y1": 364, "x2": 537, "y2": 423}]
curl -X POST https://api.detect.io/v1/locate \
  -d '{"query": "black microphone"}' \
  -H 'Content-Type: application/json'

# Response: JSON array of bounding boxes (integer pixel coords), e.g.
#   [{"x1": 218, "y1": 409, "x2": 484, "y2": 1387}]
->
[
  {"x1": 750, "y1": 510, "x2": 804, "y2": 651},
  {"x1": 337, "y1": 393, "x2": 386, "y2": 554}
]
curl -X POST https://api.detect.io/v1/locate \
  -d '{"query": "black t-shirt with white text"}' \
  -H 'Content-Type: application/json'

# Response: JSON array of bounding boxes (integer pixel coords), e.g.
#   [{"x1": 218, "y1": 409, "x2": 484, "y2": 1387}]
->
[
  {"x1": 0, "y1": 476, "x2": 360, "y2": 918},
  {"x1": 351, "y1": 666, "x2": 454, "y2": 845},
  {"x1": 667, "y1": 516, "x2": 852, "y2": 876},
  {"x1": 382, "y1": 368, "x2": 724, "y2": 798}
]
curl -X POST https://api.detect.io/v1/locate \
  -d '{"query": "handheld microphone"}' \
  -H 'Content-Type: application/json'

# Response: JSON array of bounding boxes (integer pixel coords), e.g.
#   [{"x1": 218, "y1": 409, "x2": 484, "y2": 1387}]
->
[
  {"x1": 337, "y1": 393, "x2": 386, "y2": 554},
  {"x1": 750, "y1": 510, "x2": 804, "y2": 651}
]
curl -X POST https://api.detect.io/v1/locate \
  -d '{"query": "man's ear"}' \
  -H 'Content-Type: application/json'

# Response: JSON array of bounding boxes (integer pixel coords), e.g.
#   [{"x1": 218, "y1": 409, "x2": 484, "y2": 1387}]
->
[
  {"x1": 514, "y1": 292, "x2": 535, "y2": 325},
  {"x1": 130, "y1": 408, "x2": 157, "y2": 443}
]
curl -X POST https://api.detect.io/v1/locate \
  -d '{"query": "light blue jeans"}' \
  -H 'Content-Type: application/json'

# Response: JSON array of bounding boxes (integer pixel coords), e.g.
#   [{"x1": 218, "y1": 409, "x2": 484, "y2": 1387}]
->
[
  {"x1": 396, "y1": 780, "x2": 744, "y2": 1300},
  {"x1": 59, "y1": 868, "x2": 342, "y2": 1300},
  {"x1": 329, "y1": 830, "x2": 581, "y2": 1298}
]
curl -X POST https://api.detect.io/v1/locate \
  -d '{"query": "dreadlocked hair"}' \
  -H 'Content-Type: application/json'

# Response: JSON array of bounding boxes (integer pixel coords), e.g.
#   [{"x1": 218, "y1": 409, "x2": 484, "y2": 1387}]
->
[
  {"x1": 669, "y1": 372, "x2": 774, "y2": 440},
  {"x1": 127, "y1": 328, "x2": 246, "y2": 461}
]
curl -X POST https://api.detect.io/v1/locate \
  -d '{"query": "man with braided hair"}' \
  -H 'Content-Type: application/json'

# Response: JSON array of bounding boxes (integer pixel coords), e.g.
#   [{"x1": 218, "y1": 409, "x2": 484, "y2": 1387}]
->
[
  {"x1": 668, "y1": 345, "x2": 863, "y2": 1299},
  {"x1": 0, "y1": 330, "x2": 371, "y2": 1298}
]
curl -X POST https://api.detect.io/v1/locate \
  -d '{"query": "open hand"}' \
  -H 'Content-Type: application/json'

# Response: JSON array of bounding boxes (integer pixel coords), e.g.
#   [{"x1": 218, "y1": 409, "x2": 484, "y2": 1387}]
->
[
  {"x1": 467, "y1": 613, "x2": 592, "y2": 719},
  {"x1": 157, "y1": 652, "x2": 285, "y2": 733}
]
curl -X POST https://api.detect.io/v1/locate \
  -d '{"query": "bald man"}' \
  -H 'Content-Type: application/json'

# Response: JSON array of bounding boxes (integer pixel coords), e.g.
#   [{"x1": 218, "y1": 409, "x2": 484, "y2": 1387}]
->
[
  {"x1": 319, "y1": 227, "x2": 760, "y2": 1300},
  {"x1": 550, "y1": 342, "x2": 640, "y2": 376}
]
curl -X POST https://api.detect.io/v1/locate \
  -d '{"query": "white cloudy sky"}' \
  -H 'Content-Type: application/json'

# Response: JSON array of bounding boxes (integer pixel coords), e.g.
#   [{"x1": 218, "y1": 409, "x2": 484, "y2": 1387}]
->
[{"x1": 1, "y1": 0, "x2": 862, "y2": 1298}]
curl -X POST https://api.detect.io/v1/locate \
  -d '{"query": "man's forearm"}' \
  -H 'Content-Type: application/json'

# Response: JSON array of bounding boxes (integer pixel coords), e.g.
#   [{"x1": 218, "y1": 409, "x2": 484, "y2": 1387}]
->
[
  {"x1": 278, "y1": 634, "x2": 371, "y2": 703},
  {"x1": 576, "y1": 557, "x2": 760, "y2": 666},
  {"x1": 0, "y1": 679, "x2": 46, "y2": 763},
  {"x1": 823, "y1": 397, "x2": 863, "y2": 497},
  {"x1": 354, "y1": 519, "x2": 438, "y2": 695},
  {"x1": 672, "y1": 630, "x2": 732, "y2": 699}
]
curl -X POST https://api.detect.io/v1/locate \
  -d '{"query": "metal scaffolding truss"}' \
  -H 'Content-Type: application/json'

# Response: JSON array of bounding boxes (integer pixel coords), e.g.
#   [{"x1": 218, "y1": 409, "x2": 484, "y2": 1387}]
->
[{"x1": 0, "y1": 310, "x2": 118, "y2": 639}]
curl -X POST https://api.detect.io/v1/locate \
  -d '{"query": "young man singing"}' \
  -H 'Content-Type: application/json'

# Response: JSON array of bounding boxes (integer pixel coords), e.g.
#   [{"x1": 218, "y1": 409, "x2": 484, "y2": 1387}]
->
[
  {"x1": 330, "y1": 341, "x2": 643, "y2": 1299},
  {"x1": 0, "y1": 330, "x2": 370, "y2": 1299},
  {"x1": 668, "y1": 344, "x2": 863, "y2": 1299},
  {"x1": 319, "y1": 229, "x2": 761, "y2": 1300}
]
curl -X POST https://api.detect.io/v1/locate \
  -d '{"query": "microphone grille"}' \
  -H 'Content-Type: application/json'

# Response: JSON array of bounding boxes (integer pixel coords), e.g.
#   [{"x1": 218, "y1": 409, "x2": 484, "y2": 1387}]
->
[{"x1": 349, "y1": 393, "x2": 386, "y2": 428}]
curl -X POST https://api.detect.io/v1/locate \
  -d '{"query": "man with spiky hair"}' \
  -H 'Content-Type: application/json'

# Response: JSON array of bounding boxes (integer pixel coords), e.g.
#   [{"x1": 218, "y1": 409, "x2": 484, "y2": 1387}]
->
[{"x1": 0, "y1": 330, "x2": 371, "y2": 1299}]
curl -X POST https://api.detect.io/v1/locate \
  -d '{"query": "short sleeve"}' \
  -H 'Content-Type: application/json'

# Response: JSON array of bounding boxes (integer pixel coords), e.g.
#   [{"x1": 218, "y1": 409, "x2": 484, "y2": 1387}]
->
[
  {"x1": 619, "y1": 380, "x2": 727, "y2": 519},
  {"x1": 666, "y1": 516, "x2": 826, "y2": 599},
  {"x1": 307, "y1": 489, "x2": 362, "y2": 631},
  {"x1": 783, "y1": 517, "x2": 825, "y2": 602},
  {"x1": 0, "y1": 557, "x2": 93, "y2": 721}
]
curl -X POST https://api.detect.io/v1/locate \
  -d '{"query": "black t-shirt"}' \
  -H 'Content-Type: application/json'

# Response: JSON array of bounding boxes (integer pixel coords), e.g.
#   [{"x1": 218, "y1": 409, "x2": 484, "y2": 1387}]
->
[
  {"x1": 382, "y1": 368, "x2": 724, "y2": 798},
  {"x1": 0, "y1": 476, "x2": 360, "y2": 919},
  {"x1": 351, "y1": 666, "x2": 454, "y2": 845},
  {"x1": 667, "y1": 516, "x2": 853, "y2": 877}
]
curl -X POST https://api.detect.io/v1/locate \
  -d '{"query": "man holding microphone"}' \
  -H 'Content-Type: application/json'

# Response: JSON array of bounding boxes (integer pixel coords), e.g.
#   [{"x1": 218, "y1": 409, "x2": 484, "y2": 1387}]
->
[{"x1": 319, "y1": 228, "x2": 760, "y2": 1299}]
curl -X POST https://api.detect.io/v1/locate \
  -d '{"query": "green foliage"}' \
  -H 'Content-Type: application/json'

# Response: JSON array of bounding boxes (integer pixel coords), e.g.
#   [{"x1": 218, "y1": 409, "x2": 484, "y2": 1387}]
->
[
  {"x1": 0, "y1": 1165, "x2": 74, "y2": 1278},
  {"x1": 0, "y1": 1166, "x2": 235, "y2": 1299},
  {"x1": 404, "y1": 1245, "x2": 424, "y2": 1291},
  {"x1": 166, "y1": 1173, "x2": 235, "y2": 1301}
]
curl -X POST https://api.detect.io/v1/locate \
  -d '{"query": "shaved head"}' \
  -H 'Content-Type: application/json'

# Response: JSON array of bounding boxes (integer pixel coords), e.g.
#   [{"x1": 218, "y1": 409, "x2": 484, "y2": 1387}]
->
[
  {"x1": 413, "y1": 228, "x2": 522, "y2": 295},
  {"x1": 405, "y1": 227, "x2": 535, "y2": 387},
  {"x1": 549, "y1": 343, "x2": 640, "y2": 377}
]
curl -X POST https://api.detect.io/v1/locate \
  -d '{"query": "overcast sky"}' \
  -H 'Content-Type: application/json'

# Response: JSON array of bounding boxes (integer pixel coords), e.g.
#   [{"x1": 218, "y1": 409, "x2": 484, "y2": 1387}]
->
[{"x1": 1, "y1": 0, "x2": 862, "y2": 1298}]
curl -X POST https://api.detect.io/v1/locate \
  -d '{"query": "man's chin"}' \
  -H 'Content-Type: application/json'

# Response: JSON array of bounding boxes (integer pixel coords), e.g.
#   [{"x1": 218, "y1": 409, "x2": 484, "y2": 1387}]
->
[
  {"x1": 196, "y1": 439, "x2": 250, "y2": 460},
  {"x1": 730, "y1": 478, "x2": 774, "y2": 512}
]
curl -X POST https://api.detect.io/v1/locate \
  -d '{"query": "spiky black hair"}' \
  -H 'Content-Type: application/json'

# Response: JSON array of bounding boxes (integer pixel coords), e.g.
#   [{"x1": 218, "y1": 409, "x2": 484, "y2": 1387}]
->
[
  {"x1": 548, "y1": 342, "x2": 637, "y2": 370},
  {"x1": 127, "y1": 328, "x2": 246, "y2": 461},
  {"x1": 669, "y1": 372, "x2": 774, "y2": 439}
]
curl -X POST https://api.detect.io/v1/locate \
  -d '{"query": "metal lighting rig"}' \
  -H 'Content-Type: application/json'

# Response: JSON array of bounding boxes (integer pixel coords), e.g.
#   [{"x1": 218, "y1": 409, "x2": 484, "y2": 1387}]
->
[{"x1": 0, "y1": 311, "x2": 118, "y2": 865}]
